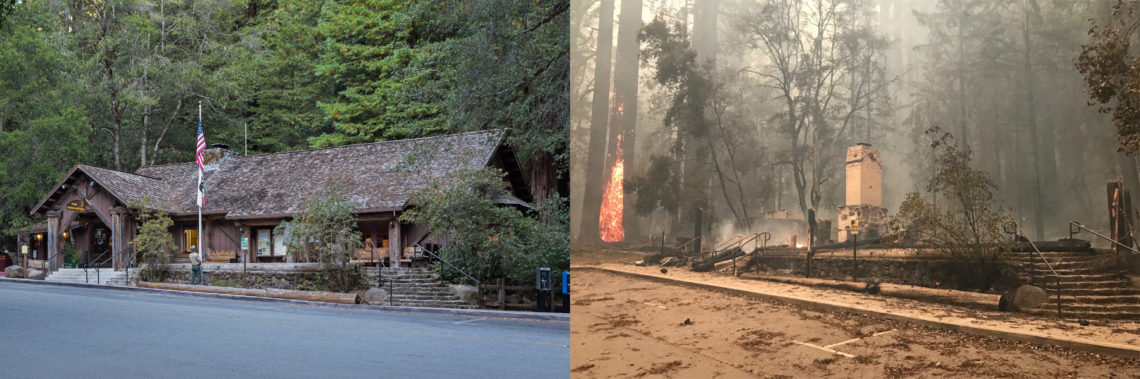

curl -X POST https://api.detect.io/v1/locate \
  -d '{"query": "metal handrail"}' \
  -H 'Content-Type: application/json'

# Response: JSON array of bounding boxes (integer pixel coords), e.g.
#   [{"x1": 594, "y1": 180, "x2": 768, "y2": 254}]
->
[
  {"x1": 1012, "y1": 222, "x2": 1063, "y2": 318},
  {"x1": 698, "y1": 233, "x2": 763, "y2": 262},
  {"x1": 715, "y1": 234, "x2": 747, "y2": 251},
  {"x1": 365, "y1": 241, "x2": 393, "y2": 306},
  {"x1": 676, "y1": 236, "x2": 701, "y2": 256},
  {"x1": 1070, "y1": 221, "x2": 1140, "y2": 255},
  {"x1": 414, "y1": 243, "x2": 480, "y2": 286},
  {"x1": 83, "y1": 250, "x2": 113, "y2": 284},
  {"x1": 415, "y1": 243, "x2": 485, "y2": 309}
]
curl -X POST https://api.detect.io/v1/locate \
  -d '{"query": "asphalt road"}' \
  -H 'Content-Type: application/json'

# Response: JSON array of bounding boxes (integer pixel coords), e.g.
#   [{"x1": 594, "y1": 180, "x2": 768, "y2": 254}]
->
[{"x1": 0, "y1": 281, "x2": 569, "y2": 378}]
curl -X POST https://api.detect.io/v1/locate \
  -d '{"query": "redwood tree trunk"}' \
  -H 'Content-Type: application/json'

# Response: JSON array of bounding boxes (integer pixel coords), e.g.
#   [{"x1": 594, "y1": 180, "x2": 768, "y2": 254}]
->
[
  {"x1": 609, "y1": 0, "x2": 642, "y2": 241},
  {"x1": 579, "y1": 0, "x2": 615, "y2": 244}
]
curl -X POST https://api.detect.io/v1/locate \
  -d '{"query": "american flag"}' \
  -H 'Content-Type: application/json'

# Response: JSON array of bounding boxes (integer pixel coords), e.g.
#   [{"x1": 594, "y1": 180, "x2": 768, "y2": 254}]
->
[{"x1": 196, "y1": 117, "x2": 205, "y2": 210}]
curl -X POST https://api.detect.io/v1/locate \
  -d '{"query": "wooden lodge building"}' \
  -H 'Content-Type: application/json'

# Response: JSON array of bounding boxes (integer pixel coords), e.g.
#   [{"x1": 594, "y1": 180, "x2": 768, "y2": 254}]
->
[{"x1": 17, "y1": 130, "x2": 530, "y2": 272}]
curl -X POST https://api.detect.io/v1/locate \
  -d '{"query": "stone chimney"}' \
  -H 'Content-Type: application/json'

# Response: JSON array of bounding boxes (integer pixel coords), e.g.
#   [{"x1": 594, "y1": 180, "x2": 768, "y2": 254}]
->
[
  {"x1": 202, "y1": 144, "x2": 232, "y2": 172},
  {"x1": 845, "y1": 143, "x2": 882, "y2": 207},
  {"x1": 837, "y1": 143, "x2": 888, "y2": 243}
]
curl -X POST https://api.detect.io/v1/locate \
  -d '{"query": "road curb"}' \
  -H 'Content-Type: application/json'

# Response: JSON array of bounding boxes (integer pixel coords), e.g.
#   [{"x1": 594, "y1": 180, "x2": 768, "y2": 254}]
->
[
  {"x1": 0, "y1": 277, "x2": 568, "y2": 323},
  {"x1": 576, "y1": 266, "x2": 1140, "y2": 359}
]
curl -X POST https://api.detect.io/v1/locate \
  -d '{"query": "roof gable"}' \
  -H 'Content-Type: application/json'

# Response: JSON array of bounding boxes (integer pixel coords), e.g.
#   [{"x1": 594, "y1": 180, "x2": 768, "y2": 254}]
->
[{"x1": 30, "y1": 164, "x2": 172, "y2": 215}]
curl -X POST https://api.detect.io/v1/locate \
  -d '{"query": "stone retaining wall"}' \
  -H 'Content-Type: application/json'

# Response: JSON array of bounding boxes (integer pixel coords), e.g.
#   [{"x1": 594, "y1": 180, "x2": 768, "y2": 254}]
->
[
  {"x1": 147, "y1": 263, "x2": 356, "y2": 291},
  {"x1": 751, "y1": 248, "x2": 1018, "y2": 290}
]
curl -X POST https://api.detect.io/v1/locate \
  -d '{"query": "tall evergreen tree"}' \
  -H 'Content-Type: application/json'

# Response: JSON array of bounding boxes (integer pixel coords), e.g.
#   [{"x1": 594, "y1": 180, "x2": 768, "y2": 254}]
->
[{"x1": 312, "y1": 0, "x2": 453, "y2": 147}]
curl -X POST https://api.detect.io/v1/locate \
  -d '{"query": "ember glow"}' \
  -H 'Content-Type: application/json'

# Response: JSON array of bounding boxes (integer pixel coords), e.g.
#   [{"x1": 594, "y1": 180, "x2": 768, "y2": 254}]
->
[{"x1": 599, "y1": 136, "x2": 625, "y2": 242}]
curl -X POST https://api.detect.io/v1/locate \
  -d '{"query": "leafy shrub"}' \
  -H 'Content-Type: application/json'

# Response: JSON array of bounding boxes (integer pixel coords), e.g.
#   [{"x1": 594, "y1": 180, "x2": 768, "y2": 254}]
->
[
  {"x1": 130, "y1": 200, "x2": 174, "y2": 282},
  {"x1": 892, "y1": 128, "x2": 1014, "y2": 291},
  {"x1": 277, "y1": 188, "x2": 367, "y2": 292},
  {"x1": 401, "y1": 168, "x2": 569, "y2": 286}
]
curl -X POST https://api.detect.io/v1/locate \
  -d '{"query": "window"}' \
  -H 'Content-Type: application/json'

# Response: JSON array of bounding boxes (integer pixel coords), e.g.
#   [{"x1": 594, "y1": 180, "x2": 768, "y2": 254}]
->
[
  {"x1": 257, "y1": 230, "x2": 271, "y2": 256},
  {"x1": 184, "y1": 229, "x2": 198, "y2": 253},
  {"x1": 273, "y1": 228, "x2": 288, "y2": 257}
]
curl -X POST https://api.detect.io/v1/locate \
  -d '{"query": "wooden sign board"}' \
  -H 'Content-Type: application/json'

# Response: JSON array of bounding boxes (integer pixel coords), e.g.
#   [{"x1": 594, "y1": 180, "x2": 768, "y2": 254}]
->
[{"x1": 65, "y1": 200, "x2": 86, "y2": 211}]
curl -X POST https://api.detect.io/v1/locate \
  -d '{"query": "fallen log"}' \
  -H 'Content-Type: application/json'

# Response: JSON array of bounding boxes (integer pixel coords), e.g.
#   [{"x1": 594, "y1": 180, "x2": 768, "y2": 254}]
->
[
  {"x1": 738, "y1": 273, "x2": 1000, "y2": 310},
  {"x1": 138, "y1": 282, "x2": 361, "y2": 304}
]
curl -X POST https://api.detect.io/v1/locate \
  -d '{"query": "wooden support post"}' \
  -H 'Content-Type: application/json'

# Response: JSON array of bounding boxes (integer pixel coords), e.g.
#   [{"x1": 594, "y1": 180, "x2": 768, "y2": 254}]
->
[
  {"x1": 498, "y1": 278, "x2": 505, "y2": 310},
  {"x1": 389, "y1": 221, "x2": 402, "y2": 268},
  {"x1": 46, "y1": 211, "x2": 61, "y2": 272}
]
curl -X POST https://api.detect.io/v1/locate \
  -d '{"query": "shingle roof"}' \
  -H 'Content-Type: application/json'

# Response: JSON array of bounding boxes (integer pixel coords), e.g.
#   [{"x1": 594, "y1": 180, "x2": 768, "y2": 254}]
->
[
  {"x1": 77, "y1": 164, "x2": 175, "y2": 212},
  {"x1": 130, "y1": 129, "x2": 507, "y2": 218}
]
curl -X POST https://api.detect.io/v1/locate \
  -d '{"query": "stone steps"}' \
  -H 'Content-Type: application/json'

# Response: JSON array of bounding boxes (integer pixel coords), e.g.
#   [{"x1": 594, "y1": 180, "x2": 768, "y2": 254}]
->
[
  {"x1": 1030, "y1": 303, "x2": 1140, "y2": 317},
  {"x1": 1034, "y1": 278, "x2": 1130, "y2": 289},
  {"x1": 1021, "y1": 263, "x2": 1098, "y2": 272},
  {"x1": 1017, "y1": 273, "x2": 1124, "y2": 283},
  {"x1": 45, "y1": 268, "x2": 134, "y2": 286},
  {"x1": 362, "y1": 267, "x2": 475, "y2": 309},
  {"x1": 1049, "y1": 294, "x2": 1140, "y2": 304},
  {"x1": 1045, "y1": 287, "x2": 1140, "y2": 296},
  {"x1": 1011, "y1": 250, "x2": 1140, "y2": 319}
]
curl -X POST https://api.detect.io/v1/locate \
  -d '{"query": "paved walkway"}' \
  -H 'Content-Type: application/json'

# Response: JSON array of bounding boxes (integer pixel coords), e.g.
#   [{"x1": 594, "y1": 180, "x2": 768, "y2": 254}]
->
[{"x1": 578, "y1": 263, "x2": 1140, "y2": 358}]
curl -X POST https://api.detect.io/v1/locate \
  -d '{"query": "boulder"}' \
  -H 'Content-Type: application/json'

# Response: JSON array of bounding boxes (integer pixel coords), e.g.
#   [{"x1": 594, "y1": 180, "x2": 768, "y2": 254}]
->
[
  {"x1": 4, "y1": 265, "x2": 25, "y2": 278},
  {"x1": 26, "y1": 268, "x2": 46, "y2": 280},
  {"x1": 1004, "y1": 284, "x2": 1048, "y2": 312},
  {"x1": 448, "y1": 284, "x2": 479, "y2": 304},
  {"x1": 363, "y1": 288, "x2": 388, "y2": 305}
]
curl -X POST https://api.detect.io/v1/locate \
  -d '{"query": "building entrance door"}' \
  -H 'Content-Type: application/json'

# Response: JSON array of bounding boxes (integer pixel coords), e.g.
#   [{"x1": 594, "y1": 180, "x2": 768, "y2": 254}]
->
[{"x1": 89, "y1": 227, "x2": 112, "y2": 268}]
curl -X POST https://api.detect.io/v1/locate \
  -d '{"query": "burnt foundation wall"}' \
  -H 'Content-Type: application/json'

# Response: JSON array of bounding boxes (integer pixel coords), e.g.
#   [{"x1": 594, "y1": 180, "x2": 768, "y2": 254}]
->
[{"x1": 752, "y1": 251, "x2": 1019, "y2": 291}]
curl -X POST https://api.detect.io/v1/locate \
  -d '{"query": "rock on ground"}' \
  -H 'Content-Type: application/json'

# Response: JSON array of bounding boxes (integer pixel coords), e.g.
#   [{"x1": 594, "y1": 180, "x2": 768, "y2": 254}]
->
[
  {"x1": 1003, "y1": 285, "x2": 1047, "y2": 312},
  {"x1": 4, "y1": 265, "x2": 26, "y2": 278},
  {"x1": 449, "y1": 284, "x2": 478, "y2": 304},
  {"x1": 26, "y1": 268, "x2": 45, "y2": 280},
  {"x1": 364, "y1": 288, "x2": 388, "y2": 305}
]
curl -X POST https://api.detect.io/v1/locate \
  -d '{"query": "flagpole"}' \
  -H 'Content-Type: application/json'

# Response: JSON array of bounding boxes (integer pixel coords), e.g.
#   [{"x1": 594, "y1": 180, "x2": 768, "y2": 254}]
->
[{"x1": 198, "y1": 101, "x2": 203, "y2": 264}]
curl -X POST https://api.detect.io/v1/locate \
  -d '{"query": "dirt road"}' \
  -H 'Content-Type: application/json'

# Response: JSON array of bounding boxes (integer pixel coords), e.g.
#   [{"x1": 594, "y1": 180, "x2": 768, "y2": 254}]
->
[{"x1": 571, "y1": 269, "x2": 1139, "y2": 378}]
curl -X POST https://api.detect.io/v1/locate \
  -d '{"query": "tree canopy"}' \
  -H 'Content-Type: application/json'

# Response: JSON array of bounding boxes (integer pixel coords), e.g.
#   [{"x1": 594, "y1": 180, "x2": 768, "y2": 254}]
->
[{"x1": 0, "y1": 0, "x2": 568, "y2": 250}]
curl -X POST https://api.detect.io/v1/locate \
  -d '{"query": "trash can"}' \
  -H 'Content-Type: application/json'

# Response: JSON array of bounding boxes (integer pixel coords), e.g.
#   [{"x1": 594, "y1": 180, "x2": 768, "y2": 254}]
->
[{"x1": 562, "y1": 271, "x2": 570, "y2": 312}]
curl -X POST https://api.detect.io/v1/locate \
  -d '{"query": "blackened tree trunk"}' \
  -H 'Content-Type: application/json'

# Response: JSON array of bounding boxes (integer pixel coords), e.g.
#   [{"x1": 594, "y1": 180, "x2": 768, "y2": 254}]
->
[
  {"x1": 610, "y1": 0, "x2": 642, "y2": 241},
  {"x1": 680, "y1": 0, "x2": 716, "y2": 241},
  {"x1": 579, "y1": 0, "x2": 614, "y2": 244}
]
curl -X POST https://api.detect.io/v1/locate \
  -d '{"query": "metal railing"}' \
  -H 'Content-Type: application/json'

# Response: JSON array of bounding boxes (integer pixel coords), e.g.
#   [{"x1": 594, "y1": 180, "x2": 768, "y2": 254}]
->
[
  {"x1": 83, "y1": 251, "x2": 113, "y2": 285},
  {"x1": 365, "y1": 241, "x2": 393, "y2": 306},
  {"x1": 1007, "y1": 221, "x2": 1063, "y2": 318},
  {"x1": 701, "y1": 233, "x2": 766, "y2": 261},
  {"x1": 414, "y1": 243, "x2": 483, "y2": 309},
  {"x1": 676, "y1": 236, "x2": 701, "y2": 256},
  {"x1": 1067, "y1": 219, "x2": 1140, "y2": 257}
]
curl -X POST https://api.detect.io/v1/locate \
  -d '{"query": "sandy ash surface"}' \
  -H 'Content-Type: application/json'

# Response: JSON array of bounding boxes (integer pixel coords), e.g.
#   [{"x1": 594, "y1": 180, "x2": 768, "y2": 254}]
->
[{"x1": 570, "y1": 268, "x2": 1140, "y2": 378}]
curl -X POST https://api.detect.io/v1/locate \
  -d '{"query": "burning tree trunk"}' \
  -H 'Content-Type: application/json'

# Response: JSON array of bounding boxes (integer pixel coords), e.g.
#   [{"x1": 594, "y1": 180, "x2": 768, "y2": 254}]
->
[
  {"x1": 599, "y1": 135, "x2": 625, "y2": 242},
  {"x1": 609, "y1": 0, "x2": 641, "y2": 242},
  {"x1": 579, "y1": 0, "x2": 615, "y2": 244}
]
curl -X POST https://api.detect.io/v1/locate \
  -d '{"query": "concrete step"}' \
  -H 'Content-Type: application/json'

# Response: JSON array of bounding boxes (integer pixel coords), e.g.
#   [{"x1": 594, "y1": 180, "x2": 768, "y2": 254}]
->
[
  {"x1": 1022, "y1": 264, "x2": 1102, "y2": 273},
  {"x1": 1018, "y1": 273, "x2": 1125, "y2": 282},
  {"x1": 1060, "y1": 295, "x2": 1140, "y2": 304},
  {"x1": 1030, "y1": 302, "x2": 1140, "y2": 314},
  {"x1": 363, "y1": 267, "x2": 476, "y2": 309},
  {"x1": 1037, "y1": 279, "x2": 1131, "y2": 289},
  {"x1": 1045, "y1": 287, "x2": 1140, "y2": 296},
  {"x1": 46, "y1": 268, "x2": 130, "y2": 285},
  {"x1": 389, "y1": 294, "x2": 464, "y2": 301},
  {"x1": 390, "y1": 303, "x2": 477, "y2": 309}
]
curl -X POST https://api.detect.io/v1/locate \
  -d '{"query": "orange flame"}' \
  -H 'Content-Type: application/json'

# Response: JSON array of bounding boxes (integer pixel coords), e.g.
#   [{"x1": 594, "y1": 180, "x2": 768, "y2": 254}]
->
[{"x1": 599, "y1": 135, "x2": 625, "y2": 242}]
